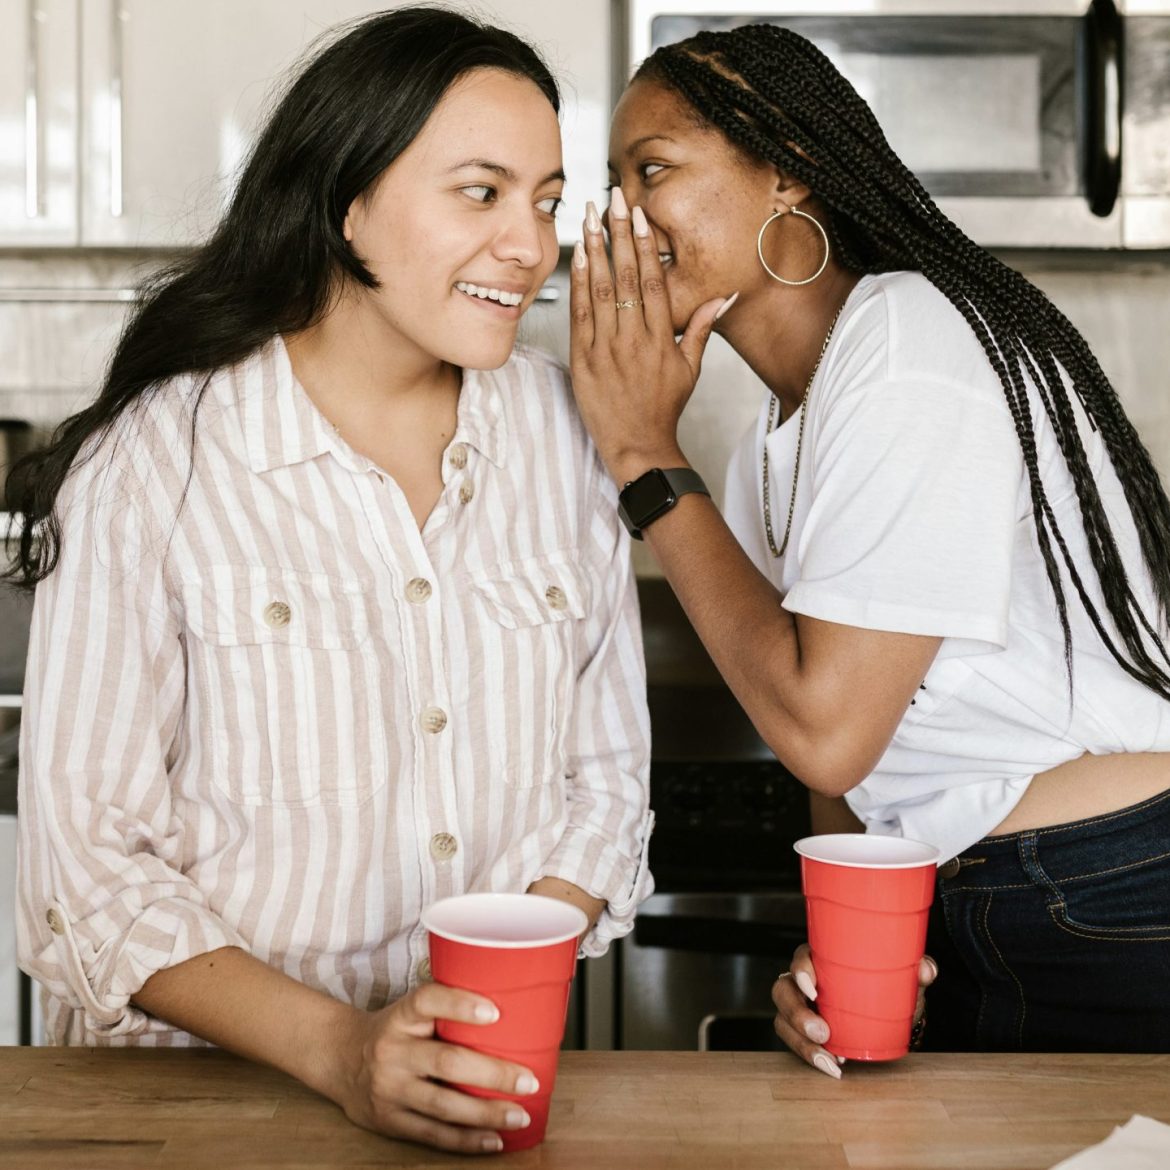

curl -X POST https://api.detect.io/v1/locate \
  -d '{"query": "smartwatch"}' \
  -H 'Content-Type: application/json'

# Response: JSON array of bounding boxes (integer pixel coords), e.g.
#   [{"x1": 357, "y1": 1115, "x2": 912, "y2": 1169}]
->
[{"x1": 617, "y1": 467, "x2": 710, "y2": 540}]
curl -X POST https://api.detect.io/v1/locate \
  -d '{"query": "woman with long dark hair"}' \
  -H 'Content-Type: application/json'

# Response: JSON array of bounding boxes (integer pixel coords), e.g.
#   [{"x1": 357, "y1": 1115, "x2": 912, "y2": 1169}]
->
[
  {"x1": 569, "y1": 23, "x2": 1170, "y2": 1071},
  {"x1": 7, "y1": 7, "x2": 651, "y2": 1152}
]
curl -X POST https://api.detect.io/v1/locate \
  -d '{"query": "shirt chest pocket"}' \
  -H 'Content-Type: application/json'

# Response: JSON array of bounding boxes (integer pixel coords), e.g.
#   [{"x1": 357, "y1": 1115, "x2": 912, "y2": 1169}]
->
[
  {"x1": 181, "y1": 565, "x2": 387, "y2": 808},
  {"x1": 467, "y1": 553, "x2": 590, "y2": 788}
]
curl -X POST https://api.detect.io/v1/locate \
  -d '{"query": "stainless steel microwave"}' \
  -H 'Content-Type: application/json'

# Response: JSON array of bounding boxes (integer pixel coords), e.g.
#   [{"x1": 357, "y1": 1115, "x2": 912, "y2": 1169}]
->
[{"x1": 627, "y1": 1, "x2": 1170, "y2": 248}]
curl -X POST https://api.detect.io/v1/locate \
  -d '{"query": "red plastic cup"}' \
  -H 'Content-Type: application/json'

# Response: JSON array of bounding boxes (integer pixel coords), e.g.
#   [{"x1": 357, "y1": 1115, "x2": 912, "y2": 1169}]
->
[
  {"x1": 794, "y1": 834, "x2": 939, "y2": 1061},
  {"x1": 421, "y1": 892, "x2": 587, "y2": 1153}
]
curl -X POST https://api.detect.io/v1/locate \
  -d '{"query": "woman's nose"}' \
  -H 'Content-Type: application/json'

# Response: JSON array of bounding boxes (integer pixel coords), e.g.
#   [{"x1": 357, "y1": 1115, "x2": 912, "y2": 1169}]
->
[{"x1": 494, "y1": 209, "x2": 545, "y2": 267}]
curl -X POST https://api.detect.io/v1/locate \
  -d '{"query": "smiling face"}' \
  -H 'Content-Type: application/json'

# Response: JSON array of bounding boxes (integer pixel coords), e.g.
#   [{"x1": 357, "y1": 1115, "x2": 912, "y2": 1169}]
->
[
  {"x1": 608, "y1": 79, "x2": 786, "y2": 331},
  {"x1": 342, "y1": 67, "x2": 563, "y2": 371}
]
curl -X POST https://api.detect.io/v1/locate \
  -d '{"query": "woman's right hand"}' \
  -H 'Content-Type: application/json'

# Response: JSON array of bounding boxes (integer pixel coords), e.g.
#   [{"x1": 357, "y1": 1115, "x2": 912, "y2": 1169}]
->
[
  {"x1": 333, "y1": 983, "x2": 541, "y2": 1154},
  {"x1": 772, "y1": 944, "x2": 938, "y2": 1078}
]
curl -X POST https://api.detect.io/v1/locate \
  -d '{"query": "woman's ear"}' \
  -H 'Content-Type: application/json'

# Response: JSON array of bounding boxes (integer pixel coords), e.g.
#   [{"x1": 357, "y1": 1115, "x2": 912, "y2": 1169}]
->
[
  {"x1": 342, "y1": 206, "x2": 355, "y2": 243},
  {"x1": 771, "y1": 165, "x2": 812, "y2": 210}
]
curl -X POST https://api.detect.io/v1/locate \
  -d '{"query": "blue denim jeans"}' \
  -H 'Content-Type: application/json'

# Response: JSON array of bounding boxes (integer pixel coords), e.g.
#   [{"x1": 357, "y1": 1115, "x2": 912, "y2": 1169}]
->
[{"x1": 922, "y1": 786, "x2": 1170, "y2": 1053}]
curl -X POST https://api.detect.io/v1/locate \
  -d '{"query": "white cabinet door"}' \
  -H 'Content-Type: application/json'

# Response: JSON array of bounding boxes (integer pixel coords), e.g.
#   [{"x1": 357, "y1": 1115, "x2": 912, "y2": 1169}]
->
[
  {"x1": 80, "y1": 0, "x2": 327, "y2": 246},
  {"x1": 0, "y1": 0, "x2": 79, "y2": 246},
  {"x1": 79, "y1": 1, "x2": 609, "y2": 247}
]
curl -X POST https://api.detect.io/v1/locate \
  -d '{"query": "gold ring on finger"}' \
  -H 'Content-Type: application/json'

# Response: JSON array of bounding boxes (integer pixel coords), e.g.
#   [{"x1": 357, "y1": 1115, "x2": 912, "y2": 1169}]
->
[
  {"x1": 775, "y1": 971, "x2": 794, "y2": 983},
  {"x1": 615, "y1": 299, "x2": 643, "y2": 310}
]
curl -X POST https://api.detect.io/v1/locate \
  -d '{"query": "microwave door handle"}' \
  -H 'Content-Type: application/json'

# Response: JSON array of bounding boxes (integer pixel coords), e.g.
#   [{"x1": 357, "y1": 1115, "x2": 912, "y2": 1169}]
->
[{"x1": 1085, "y1": 0, "x2": 1123, "y2": 218}]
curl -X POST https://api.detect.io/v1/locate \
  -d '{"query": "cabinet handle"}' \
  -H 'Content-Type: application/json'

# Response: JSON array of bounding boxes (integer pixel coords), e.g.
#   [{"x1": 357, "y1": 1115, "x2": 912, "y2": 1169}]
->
[
  {"x1": 25, "y1": 0, "x2": 43, "y2": 218},
  {"x1": 110, "y1": 2, "x2": 126, "y2": 217}
]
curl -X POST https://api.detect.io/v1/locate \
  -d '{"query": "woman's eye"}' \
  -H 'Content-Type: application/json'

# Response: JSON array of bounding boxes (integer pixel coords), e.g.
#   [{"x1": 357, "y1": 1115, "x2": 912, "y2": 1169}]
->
[
  {"x1": 462, "y1": 185, "x2": 496, "y2": 203},
  {"x1": 536, "y1": 196, "x2": 562, "y2": 216},
  {"x1": 641, "y1": 163, "x2": 666, "y2": 181}
]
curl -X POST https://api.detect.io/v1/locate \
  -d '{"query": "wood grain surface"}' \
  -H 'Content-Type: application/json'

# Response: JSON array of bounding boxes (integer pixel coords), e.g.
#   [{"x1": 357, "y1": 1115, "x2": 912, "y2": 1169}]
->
[{"x1": 1, "y1": 1047, "x2": 1167, "y2": 1169}]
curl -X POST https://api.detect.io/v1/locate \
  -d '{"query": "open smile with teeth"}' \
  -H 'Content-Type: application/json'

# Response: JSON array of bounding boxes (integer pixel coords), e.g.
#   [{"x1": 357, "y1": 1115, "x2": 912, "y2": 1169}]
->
[{"x1": 455, "y1": 281, "x2": 524, "y2": 307}]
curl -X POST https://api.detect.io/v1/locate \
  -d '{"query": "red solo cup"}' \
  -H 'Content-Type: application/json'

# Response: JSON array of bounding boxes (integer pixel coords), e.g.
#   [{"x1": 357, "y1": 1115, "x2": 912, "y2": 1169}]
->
[
  {"x1": 794, "y1": 834, "x2": 939, "y2": 1062},
  {"x1": 421, "y1": 893, "x2": 587, "y2": 1153}
]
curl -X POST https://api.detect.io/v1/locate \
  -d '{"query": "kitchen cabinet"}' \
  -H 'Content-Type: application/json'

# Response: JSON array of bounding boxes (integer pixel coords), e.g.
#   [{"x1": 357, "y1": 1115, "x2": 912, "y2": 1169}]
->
[
  {"x1": 1, "y1": 0, "x2": 610, "y2": 248},
  {"x1": 0, "y1": 0, "x2": 79, "y2": 246}
]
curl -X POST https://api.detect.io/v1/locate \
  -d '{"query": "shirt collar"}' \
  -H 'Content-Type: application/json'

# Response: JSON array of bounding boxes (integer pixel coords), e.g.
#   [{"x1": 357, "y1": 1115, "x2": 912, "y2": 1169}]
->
[
  {"x1": 243, "y1": 335, "x2": 336, "y2": 474},
  {"x1": 243, "y1": 336, "x2": 510, "y2": 474},
  {"x1": 455, "y1": 365, "x2": 508, "y2": 468}
]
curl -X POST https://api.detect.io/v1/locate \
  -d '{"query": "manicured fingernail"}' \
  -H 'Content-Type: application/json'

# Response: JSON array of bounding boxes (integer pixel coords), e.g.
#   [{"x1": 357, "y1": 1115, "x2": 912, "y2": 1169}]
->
[
  {"x1": 921, "y1": 955, "x2": 939, "y2": 982},
  {"x1": 573, "y1": 240, "x2": 586, "y2": 268},
  {"x1": 813, "y1": 1052, "x2": 843, "y2": 1080},
  {"x1": 474, "y1": 1003, "x2": 499, "y2": 1023},
  {"x1": 585, "y1": 201, "x2": 602, "y2": 234},
  {"x1": 610, "y1": 186, "x2": 629, "y2": 219},
  {"x1": 794, "y1": 970, "x2": 817, "y2": 1002},
  {"x1": 505, "y1": 1109, "x2": 531, "y2": 1129},
  {"x1": 631, "y1": 205, "x2": 650, "y2": 238},
  {"x1": 804, "y1": 1018, "x2": 829, "y2": 1044},
  {"x1": 482, "y1": 1135, "x2": 503, "y2": 1152},
  {"x1": 714, "y1": 291, "x2": 740, "y2": 321},
  {"x1": 515, "y1": 1074, "x2": 540, "y2": 1095}
]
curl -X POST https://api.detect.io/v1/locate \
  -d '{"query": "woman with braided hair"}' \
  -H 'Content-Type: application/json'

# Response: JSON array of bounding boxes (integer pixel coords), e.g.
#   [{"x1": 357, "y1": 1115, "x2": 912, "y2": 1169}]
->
[{"x1": 569, "y1": 22, "x2": 1170, "y2": 1072}]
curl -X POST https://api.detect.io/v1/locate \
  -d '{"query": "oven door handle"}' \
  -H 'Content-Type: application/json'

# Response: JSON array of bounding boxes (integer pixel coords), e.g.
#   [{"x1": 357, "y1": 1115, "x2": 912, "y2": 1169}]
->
[
  {"x1": 1084, "y1": 0, "x2": 1123, "y2": 218},
  {"x1": 633, "y1": 912, "x2": 806, "y2": 958}
]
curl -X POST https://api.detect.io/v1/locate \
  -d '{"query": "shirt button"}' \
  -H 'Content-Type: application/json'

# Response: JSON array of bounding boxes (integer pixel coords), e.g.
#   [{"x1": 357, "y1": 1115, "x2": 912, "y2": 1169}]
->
[
  {"x1": 448, "y1": 443, "x2": 469, "y2": 469},
  {"x1": 430, "y1": 832, "x2": 458, "y2": 861},
  {"x1": 406, "y1": 577, "x2": 432, "y2": 605},
  {"x1": 46, "y1": 908, "x2": 65, "y2": 935},
  {"x1": 263, "y1": 601, "x2": 292, "y2": 629},
  {"x1": 459, "y1": 481, "x2": 475, "y2": 505},
  {"x1": 418, "y1": 957, "x2": 433, "y2": 982},
  {"x1": 421, "y1": 706, "x2": 448, "y2": 734},
  {"x1": 545, "y1": 584, "x2": 567, "y2": 611}
]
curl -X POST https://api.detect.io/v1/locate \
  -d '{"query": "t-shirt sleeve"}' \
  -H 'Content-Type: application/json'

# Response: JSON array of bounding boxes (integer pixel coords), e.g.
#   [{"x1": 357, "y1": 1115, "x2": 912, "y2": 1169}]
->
[{"x1": 782, "y1": 378, "x2": 1022, "y2": 657}]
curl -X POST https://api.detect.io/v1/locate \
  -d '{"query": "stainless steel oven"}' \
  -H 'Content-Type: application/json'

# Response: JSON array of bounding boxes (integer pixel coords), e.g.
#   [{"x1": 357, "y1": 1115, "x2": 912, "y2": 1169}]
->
[
  {"x1": 612, "y1": 579, "x2": 812, "y2": 1051},
  {"x1": 628, "y1": 1, "x2": 1170, "y2": 248},
  {"x1": 0, "y1": 576, "x2": 30, "y2": 1046}
]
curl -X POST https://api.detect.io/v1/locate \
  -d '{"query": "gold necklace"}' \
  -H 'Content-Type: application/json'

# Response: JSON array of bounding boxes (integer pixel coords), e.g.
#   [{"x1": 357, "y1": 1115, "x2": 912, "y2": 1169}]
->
[{"x1": 762, "y1": 302, "x2": 847, "y2": 558}]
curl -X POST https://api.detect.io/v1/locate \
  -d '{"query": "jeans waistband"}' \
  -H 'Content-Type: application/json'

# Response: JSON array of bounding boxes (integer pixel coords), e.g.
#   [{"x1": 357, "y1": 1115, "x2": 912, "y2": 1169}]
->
[{"x1": 938, "y1": 785, "x2": 1170, "y2": 890}]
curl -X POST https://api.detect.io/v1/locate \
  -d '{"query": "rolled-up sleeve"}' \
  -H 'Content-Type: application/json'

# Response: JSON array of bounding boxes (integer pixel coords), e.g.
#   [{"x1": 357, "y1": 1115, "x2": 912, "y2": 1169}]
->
[
  {"x1": 16, "y1": 446, "x2": 246, "y2": 1038},
  {"x1": 535, "y1": 456, "x2": 655, "y2": 957}
]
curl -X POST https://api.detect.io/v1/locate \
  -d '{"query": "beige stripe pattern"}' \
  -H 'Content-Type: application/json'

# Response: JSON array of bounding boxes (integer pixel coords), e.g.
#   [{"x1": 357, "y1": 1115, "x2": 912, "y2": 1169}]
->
[{"x1": 16, "y1": 337, "x2": 653, "y2": 1046}]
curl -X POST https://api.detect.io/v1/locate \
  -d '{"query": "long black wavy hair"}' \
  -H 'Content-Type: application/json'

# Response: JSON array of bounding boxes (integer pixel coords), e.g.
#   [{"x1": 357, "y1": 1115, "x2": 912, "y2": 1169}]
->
[
  {"x1": 4, "y1": 5, "x2": 558, "y2": 588},
  {"x1": 638, "y1": 24, "x2": 1170, "y2": 700}
]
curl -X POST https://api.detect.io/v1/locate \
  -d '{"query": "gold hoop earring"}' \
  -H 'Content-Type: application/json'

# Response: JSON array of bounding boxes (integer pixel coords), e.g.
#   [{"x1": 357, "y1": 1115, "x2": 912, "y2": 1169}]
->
[{"x1": 756, "y1": 206, "x2": 830, "y2": 286}]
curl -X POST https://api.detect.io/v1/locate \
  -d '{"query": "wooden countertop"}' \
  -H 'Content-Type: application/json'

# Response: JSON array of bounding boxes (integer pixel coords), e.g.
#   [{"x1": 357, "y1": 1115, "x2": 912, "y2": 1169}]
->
[{"x1": 1, "y1": 1047, "x2": 1168, "y2": 1169}]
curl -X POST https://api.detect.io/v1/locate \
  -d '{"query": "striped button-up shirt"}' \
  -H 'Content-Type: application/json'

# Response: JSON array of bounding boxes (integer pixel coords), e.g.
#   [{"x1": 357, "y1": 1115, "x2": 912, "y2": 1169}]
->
[{"x1": 17, "y1": 337, "x2": 653, "y2": 1045}]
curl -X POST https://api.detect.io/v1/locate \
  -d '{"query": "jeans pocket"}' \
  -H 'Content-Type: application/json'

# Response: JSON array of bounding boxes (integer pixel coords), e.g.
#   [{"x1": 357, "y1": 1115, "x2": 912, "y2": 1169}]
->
[{"x1": 1044, "y1": 851, "x2": 1170, "y2": 942}]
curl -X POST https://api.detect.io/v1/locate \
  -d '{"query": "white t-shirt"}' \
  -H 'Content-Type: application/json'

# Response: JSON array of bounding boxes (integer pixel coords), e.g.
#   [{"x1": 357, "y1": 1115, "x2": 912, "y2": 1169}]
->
[{"x1": 724, "y1": 271, "x2": 1170, "y2": 861}]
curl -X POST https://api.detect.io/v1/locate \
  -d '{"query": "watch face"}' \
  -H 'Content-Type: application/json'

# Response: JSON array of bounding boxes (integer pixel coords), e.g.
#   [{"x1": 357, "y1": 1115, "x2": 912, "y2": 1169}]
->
[{"x1": 622, "y1": 469, "x2": 676, "y2": 529}]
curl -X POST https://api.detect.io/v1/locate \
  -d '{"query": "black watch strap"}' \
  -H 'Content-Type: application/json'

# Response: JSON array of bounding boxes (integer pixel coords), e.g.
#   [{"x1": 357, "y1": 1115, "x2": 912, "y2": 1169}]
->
[{"x1": 617, "y1": 467, "x2": 710, "y2": 540}]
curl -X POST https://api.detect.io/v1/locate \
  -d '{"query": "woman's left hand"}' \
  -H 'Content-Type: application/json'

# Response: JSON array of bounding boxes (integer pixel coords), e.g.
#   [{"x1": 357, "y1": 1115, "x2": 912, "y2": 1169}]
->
[{"x1": 568, "y1": 190, "x2": 735, "y2": 485}]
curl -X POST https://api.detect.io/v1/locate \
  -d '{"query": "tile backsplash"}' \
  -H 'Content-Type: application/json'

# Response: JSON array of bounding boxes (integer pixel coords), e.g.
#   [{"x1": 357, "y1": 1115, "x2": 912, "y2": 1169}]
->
[{"x1": 3, "y1": 249, "x2": 1168, "y2": 582}]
